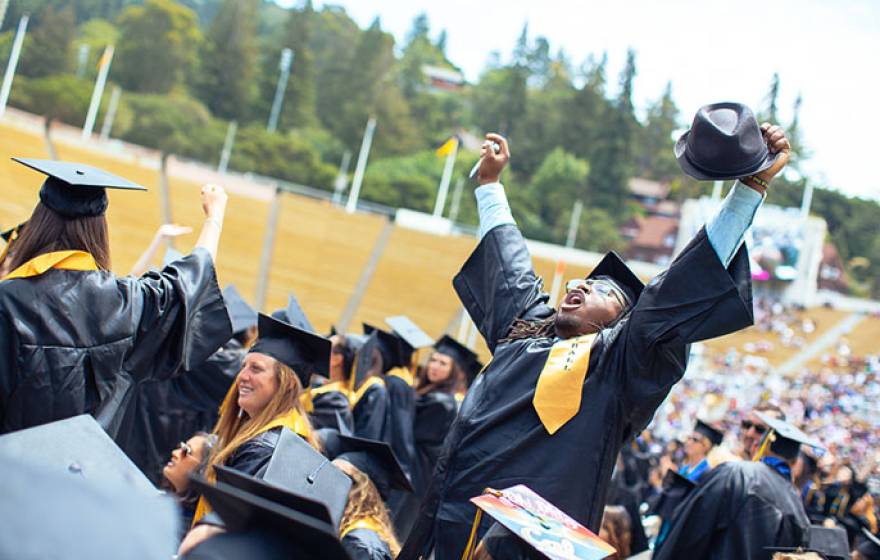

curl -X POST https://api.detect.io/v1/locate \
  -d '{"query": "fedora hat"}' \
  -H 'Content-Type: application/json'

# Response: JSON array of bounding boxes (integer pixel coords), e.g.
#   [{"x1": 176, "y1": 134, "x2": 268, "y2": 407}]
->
[{"x1": 675, "y1": 102, "x2": 780, "y2": 181}]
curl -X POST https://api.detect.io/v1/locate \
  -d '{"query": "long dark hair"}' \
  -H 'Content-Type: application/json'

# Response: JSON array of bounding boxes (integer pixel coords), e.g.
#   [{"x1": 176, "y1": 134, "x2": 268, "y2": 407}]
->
[
  {"x1": 7, "y1": 202, "x2": 110, "y2": 271},
  {"x1": 415, "y1": 353, "x2": 466, "y2": 396}
]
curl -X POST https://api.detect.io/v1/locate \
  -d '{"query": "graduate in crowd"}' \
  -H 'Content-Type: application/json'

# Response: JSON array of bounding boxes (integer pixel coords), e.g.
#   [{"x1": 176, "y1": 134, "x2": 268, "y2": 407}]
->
[
  {"x1": 308, "y1": 331, "x2": 359, "y2": 432},
  {"x1": 739, "y1": 401, "x2": 786, "y2": 458},
  {"x1": 401, "y1": 103, "x2": 790, "y2": 559},
  {"x1": 350, "y1": 330, "x2": 392, "y2": 442},
  {"x1": 190, "y1": 313, "x2": 327, "y2": 523},
  {"x1": 0, "y1": 221, "x2": 26, "y2": 277},
  {"x1": 654, "y1": 413, "x2": 818, "y2": 560},
  {"x1": 680, "y1": 419, "x2": 724, "y2": 481},
  {"x1": 0, "y1": 158, "x2": 231, "y2": 445},
  {"x1": 131, "y1": 285, "x2": 256, "y2": 482},
  {"x1": 160, "y1": 432, "x2": 217, "y2": 534}
]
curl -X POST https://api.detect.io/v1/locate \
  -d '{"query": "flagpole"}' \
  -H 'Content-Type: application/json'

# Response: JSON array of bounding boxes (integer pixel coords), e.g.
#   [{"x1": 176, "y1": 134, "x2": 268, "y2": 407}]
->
[
  {"x1": 98, "y1": 85, "x2": 121, "y2": 141},
  {"x1": 82, "y1": 45, "x2": 114, "y2": 140},
  {"x1": 0, "y1": 15, "x2": 28, "y2": 119},
  {"x1": 217, "y1": 120, "x2": 238, "y2": 173},
  {"x1": 549, "y1": 200, "x2": 583, "y2": 306},
  {"x1": 346, "y1": 117, "x2": 376, "y2": 214},
  {"x1": 433, "y1": 139, "x2": 458, "y2": 217},
  {"x1": 332, "y1": 149, "x2": 352, "y2": 206},
  {"x1": 267, "y1": 48, "x2": 293, "y2": 133}
]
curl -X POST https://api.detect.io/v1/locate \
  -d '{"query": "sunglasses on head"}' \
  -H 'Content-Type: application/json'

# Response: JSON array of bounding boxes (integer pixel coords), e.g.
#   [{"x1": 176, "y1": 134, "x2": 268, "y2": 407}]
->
[
  {"x1": 741, "y1": 420, "x2": 768, "y2": 434},
  {"x1": 565, "y1": 278, "x2": 626, "y2": 308}
]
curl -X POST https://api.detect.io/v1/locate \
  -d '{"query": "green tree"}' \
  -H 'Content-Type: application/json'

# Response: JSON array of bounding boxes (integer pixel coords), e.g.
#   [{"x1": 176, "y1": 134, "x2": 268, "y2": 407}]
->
[
  {"x1": 75, "y1": 19, "x2": 120, "y2": 80},
  {"x1": 195, "y1": 0, "x2": 257, "y2": 120},
  {"x1": 19, "y1": 4, "x2": 76, "y2": 78},
  {"x1": 636, "y1": 81, "x2": 680, "y2": 181},
  {"x1": 114, "y1": 0, "x2": 201, "y2": 93},
  {"x1": 279, "y1": 1, "x2": 318, "y2": 130},
  {"x1": 9, "y1": 75, "x2": 93, "y2": 125},
  {"x1": 528, "y1": 148, "x2": 590, "y2": 236}
]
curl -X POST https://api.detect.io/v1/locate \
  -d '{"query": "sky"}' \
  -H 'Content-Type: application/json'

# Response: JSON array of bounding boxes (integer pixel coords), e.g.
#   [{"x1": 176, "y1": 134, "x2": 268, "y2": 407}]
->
[{"x1": 280, "y1": 0, "x2": 880, "y2": 200}]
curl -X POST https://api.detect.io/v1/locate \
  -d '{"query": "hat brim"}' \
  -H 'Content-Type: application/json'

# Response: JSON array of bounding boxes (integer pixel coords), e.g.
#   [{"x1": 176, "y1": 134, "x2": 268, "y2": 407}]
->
[{"x1": 674, "y1": 131, "x2": 781, "y2": 181}]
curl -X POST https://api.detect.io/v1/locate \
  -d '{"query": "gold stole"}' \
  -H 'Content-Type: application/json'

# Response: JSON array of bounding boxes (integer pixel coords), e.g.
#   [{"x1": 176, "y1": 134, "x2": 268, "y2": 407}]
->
[
  {"x1": 2, "y1": 250, "x2": 99, "y2": 280},
  {"x1": 532, "y1": 334, "x2": 597, "y2": 435}
]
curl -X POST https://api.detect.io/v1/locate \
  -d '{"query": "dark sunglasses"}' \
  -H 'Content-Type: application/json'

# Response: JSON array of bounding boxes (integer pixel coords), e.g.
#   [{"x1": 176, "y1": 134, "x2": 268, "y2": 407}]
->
[
  {"x1": 565, "y1": 278, "x2": 626, "y2": 308},
  {"x1": 178, "y1": 441, "x2": 194, "y2": 458},
  {"x1": 741, "y1": 420, "x2": 768, "y2": 434}
]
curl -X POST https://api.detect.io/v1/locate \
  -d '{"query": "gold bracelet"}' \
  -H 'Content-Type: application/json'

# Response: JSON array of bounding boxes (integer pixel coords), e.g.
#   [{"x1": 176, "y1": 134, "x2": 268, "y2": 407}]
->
[{"x1": 744, "y1": 175, "x2": 769, "y2": 189}]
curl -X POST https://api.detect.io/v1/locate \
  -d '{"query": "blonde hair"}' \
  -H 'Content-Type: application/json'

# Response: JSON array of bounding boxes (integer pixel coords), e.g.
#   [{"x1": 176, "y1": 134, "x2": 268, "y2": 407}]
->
[
  {"x1": 336, "y1": 460, "x2": 401, "y2": 556},
  {"x1": 207, "y1": 360, "x2": 316, "y2": 479}
]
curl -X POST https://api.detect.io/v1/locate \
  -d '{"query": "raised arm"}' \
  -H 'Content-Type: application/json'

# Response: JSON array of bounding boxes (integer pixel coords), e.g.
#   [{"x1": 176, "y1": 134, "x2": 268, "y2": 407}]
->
[
  {"x1": 128, "y1": 224, "x2": 193, "y2": 276},
  {"x1": 195, "y1": 184, "x2": 228, "y2": 262}
]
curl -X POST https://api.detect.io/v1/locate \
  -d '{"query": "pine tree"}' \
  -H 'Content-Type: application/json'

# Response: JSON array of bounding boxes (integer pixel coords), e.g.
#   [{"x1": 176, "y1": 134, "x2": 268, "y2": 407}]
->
[
  {"x1": 20, "y1": 5, "x2": 76, "y2": 78},
  {"x1": 278, "y1": 0, "x2": 318, "y2": 130},
  {"x1": 636, "y1": 81, "x2": 680, "y2": 181},
  {"x1": 195, "y1": 0, "x2": 258, "y2": 120}
]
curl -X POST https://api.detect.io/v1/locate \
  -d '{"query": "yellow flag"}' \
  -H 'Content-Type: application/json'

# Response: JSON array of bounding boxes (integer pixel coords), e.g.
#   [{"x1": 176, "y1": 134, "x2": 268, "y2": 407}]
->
[
  {"x1": 97, "y1": 47, "x2": 112, "y2": 70},
  {"x1": 436, "y1": 137, "x2": 458, "y2": 157}
]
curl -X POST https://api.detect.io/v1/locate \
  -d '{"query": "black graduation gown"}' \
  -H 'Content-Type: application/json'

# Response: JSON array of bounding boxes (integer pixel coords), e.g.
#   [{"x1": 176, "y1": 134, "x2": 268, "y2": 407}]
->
[
  {"x1": 341, "y1": 529, "x2": 394, "y2": 560},
  {"x1": 385, "y1": 373, "x2": 417, "y2": 480},
  {"x1": 653, "y1": 461, "x2": 810, "y2": 560},
  {"x1": 0, "y1": 249, "x2": 231, "y2": 443},
  {"x1": 607, "y1": 476, "x2": 649, "y2": 555},
  {"x1": 399, "y1": 224, "x2": 753, "y2": 560},
  {"x1": 310, "y1": 383, "x2": 354, "y2": 432},
  {"x1": 130, "y1": 340, "x2": 245, "y2": 482},
  {"x1": 352, "y1": 381, "x2": 391, "y2": 443},
  {"x1": 225, "y1": 427, "x2": 283, "y2": 477}
]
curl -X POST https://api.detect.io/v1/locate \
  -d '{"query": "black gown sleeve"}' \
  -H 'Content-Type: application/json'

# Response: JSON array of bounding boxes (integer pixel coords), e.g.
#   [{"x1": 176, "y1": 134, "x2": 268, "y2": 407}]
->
[
  {"x1": 353, "y1": 383, "x2": 390, "y2": 443},
  {"x1": 225, "y1": 429, "x2": 280, "y2": 477},
  {"x1": 164, "y1": 344, "x2": 243, "y2": 411},
  {"x1": 452, "y1": 224, "x2": 554, "y2": 352},
  {"x1": 125, "y1": 249, "x2": 233, "y2": 383},
  {"x1": 414, "y1": 392, "x2": 456, "y2": 445},
  {"x1": 341, "y1": 529, "x2": 394, "y2": 560}
]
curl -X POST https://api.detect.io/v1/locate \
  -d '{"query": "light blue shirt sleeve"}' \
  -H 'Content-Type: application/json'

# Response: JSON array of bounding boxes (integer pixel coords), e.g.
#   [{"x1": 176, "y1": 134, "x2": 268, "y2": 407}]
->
[
  {"x1": 706, "y1": 181, "x2": 765, "y2": 268},
  {"x1": 474, "y1": 182, "x2": 516, "y2": 239}
]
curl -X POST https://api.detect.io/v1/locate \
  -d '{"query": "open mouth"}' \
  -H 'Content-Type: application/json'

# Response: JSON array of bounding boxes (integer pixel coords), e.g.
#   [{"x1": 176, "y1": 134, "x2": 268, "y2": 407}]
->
[
  {"x1": 239, "y1": 385, "x2": 254, "y2": 397},
  {"x1": 561, "y1": 289, "x2": 586, "y2": 310}
]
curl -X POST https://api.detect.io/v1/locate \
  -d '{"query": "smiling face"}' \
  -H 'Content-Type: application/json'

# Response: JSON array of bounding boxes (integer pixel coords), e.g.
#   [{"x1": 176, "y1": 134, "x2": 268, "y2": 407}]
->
[
  {"x1": 426, "y1": 352, "x2": 454, "y2": 384},
  {"x1": 162, "y1": 435, "x2": 208, "y2": 494},
  {"x1": 236, "y1": 352, "x2": 280, "y2": 418},
  {"x1": 555, "y1": 277, "x2": 626, "y2": 339},
  {"x1": 685, "y1": 433, "x2": 711, "y2": 464}
]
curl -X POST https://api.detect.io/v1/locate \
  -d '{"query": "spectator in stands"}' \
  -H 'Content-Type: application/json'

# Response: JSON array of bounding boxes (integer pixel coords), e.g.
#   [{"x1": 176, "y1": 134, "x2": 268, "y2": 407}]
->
[{"x1": 0, "y1": 159, "x2": 231, "y2": 450}]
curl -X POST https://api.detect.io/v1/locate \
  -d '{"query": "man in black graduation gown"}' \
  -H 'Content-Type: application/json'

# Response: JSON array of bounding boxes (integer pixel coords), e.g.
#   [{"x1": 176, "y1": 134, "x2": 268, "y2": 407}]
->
[
  {"x1": 653, "y1": 413, "x2": 818, "y2": 560},
  {"x1": 401, "y1": 108, "x2": 791, "y2": 560}
]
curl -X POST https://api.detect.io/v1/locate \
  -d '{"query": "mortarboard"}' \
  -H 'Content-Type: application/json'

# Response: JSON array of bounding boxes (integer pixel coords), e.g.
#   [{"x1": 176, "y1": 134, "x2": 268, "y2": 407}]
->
[
  {"x1": 434, "y1": 334, "x2": 478, "y2": 372},
  {"x1": 587, "y1": 252, "x2": 645, "y2": 310},
  {"x1": 363, "y1": 323, "x2": 406, "y2": 372},
  {"x1": 13, "y1": 157, "x2": 146, "y2": 218},
  {"x1": 385, "y1": 315, "x2": 433, "y2": 363},
  {"x1": 755, "y1": 411, "x2": 823, "y2": 460},
  {"x1": 0, "y1": 453, "x2": 179, "y2": 560},
  {"x1": 249, "y1": 314, "x2": 331, "y2": 386},
  {"x1": 331, "y1": 434, "x2": 414, "y2": 499},
  {"x1": 351, "y1": 331, "x2": 380, "y2": 391},
  {"x1": 1, "y1": 221, "x2": 25, "y2": 243},
  {"x1": 255, "y1": 428, "x2": 351, "y2": 529},
  {"x1": 222, "y1": 285, "x2": 258, "y2": 335},
  {"x1": 694, "y1": 418, "x2": 724, "y2": 446},
  {"x1": 0, "y1": 414, "x2": 155, "y2": 493},
  {"x1": 653, "y1": 469, "x2": 697, "y2": 520},
  {"x1": 188, "y1": 475, "x2": 349, "y2": 560},
  {"x1": 271, "y1": 293, "x2": 314, "y2": 333},
  {"x1": 766, "y1": 526, "x2": 850, "y2": 560}
]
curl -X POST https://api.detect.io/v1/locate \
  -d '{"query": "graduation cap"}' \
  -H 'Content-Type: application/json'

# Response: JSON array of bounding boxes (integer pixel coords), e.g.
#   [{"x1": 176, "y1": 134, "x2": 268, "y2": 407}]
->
[
  {"x1": 362, "y1": 323, "x2": 406, "y2": 373},
  {"x1": 766, "y1": 526, "x2": 850, "y2": 560},
  {"x1": 694, "y1": 418, "x2": 724, "y2": 447},
  {"x1": 13, "y1": 157, "x2": 147, "y2": 218},
  {"x1": 1, "y1": 221, "x2": 25, "y2": 243},
  {"x1": 255, "y1": 427, "x2": 351, "y2": 529},
  {"x1": 652, "y1": 469, "x2": 697, "y2": 520},
  {"x1": 0, "y1": 452, "x2": 179, "y2": 560},
  {"x1": 271, "y1": 293, "x2": 314, "y2": 333},
  {"x1": 385, "y1": 315, "x2": 433, "y2": 364},
  {"x1": 249, "y1": 314, "x2": 331, "y2": 386},
  {"x1": 222, "y1": 285, "x2": 258, "y2": 335},
  {"x1": 332, "y1": 434, "x2": 414, "y2": 499},
  {"x1": 0, "y1": 414, "x2": 155, "y2": 493},
  {"x1": 586, "y1": 251, "x2": 645, "y2": 310},
  {"x1": 755, "y1": 411, "x2": 823, "y2": 461},
  {"x1": 434, "y1": 334, "x2": 477, "y2": 371},
  {"x1": 188, "y1": 475, "x2": 350, "y2": 560}
]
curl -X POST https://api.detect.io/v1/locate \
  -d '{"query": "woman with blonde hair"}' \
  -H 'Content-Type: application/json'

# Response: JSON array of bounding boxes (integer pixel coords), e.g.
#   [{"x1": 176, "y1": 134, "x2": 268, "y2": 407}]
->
[{"x1": 192, "y1": 313, "x2": 330, "y2": 520}]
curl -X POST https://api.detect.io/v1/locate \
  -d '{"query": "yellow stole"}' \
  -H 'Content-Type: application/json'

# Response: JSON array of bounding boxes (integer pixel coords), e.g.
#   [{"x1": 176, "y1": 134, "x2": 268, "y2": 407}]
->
[
  {"x1": 532, "y1": 334, "x2": 597, "y2": 435},
  {"x1": 340, "y1": 517, "x2": 384, "y2": 539},
  {"x1": 349, "y1": 376, "x2": 384, "y2": 409},
  {"x1": 2, "y1": 250, "x2": 98, "y2": 281},
  {"x1": 303, "y1": 380, "x2": 352, "y2": 413},
  {"x1": 386, "y1": 366, "x2": 414, "y2": 387},
  {"x1": 192, "y1": 408, "x2": 313, "y2": 524}
]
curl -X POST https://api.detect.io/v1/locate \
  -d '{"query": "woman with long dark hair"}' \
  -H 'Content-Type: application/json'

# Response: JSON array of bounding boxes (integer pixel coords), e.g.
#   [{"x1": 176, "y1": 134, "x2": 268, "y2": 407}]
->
[
  {"x1": 160, "y1": 432, "x2": 217, "y2": 533},
  {"x1": 0, "y1": 159, "x2": 231, "y2": 451}
]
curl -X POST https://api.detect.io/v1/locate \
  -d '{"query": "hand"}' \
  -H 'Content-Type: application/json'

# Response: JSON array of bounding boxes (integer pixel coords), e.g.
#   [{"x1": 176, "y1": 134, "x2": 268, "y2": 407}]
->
[
  {"x1": 751, "y1": 123, "x2": 791, "y2": 185},
  {"x1": 157, "y1": 224, "x2": 192, "y2": 238},
  {"x1": 477, "y1": 133, "x2": 510, "y2": 185},
  {"x1": 200, "y1": 184, "x2": 227, "y2": 219},
  {"x1": 178, "y1": 524, "x2": 225, "y2": 556}
]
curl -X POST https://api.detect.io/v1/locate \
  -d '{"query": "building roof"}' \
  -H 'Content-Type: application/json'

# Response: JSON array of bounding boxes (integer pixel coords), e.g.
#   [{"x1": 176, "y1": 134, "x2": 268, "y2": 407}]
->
[
  {"x1": 628, "y1": 177, "x2": 670, "y2": 200},
  {"x1": 630, "y1": 215, "x2": 679, "y2": 250}
]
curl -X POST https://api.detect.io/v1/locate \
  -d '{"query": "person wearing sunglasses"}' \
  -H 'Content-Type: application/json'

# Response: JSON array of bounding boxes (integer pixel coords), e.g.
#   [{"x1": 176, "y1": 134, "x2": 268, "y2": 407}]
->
[
  {"x1": 401, "y1": 107, "x2": 791, "y2": 560},
  {"x1": 160, "y1": 432, "x2": 217, "y2": 535},
  {"x1": 740, "y1": 403, "x2": 786, "y2": 459}
]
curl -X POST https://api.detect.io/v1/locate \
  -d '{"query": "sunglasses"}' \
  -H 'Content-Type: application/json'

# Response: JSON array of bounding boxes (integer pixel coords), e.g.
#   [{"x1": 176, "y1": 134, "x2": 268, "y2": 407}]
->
[
  {"x1": 565, "y1": 278, "x2": 626, "y2": 308},
  {"x1": 178, "y1": 441, "x2": 194, "y2": 458},
  {"x1": 741, "y1": 420, "x2": 768, "y2": 434}
]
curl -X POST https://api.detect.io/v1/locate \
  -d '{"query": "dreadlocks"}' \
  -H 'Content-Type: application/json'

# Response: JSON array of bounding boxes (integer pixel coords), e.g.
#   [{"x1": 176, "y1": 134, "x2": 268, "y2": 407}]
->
[{"x1": 499, "y1": 314, "x2": 558, "y2": 343}]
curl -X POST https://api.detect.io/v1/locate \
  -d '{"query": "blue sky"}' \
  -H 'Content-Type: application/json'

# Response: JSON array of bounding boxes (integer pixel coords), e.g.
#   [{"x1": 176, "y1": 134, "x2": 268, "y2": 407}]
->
[{"x1": 278, "y1": 0, "x2": 880, "y2": 200}]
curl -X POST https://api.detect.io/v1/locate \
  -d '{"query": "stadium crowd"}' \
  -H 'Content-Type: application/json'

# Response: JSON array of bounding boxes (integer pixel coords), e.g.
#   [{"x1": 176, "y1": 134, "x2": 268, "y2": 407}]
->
[{"x1": 0, "y1": 103, "x2": 878, "y2": 560}]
